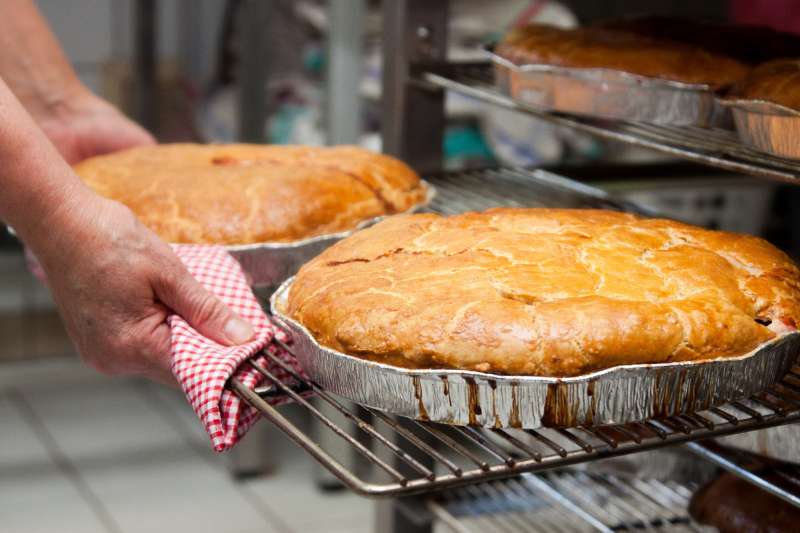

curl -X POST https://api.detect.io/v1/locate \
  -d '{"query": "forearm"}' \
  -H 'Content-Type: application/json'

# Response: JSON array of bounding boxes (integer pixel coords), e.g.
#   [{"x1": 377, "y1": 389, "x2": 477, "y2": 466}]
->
[
  {"x1": 0, "y1": 76, "x2": 94, "y2": 250},
  {"x1": 0, "y1": 0, "x2": 89, "y2": 120}
]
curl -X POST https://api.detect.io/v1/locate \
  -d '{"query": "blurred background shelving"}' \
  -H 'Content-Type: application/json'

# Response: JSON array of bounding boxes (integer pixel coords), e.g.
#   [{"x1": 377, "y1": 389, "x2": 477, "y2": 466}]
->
[{"x1": 3, "y1": 2, "x2": 800, "y2": 532}]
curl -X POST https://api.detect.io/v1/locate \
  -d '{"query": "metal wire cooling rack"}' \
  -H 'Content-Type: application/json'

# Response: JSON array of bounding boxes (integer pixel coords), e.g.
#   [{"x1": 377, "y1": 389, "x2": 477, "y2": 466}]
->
[
  {"x1": 230, "y1": 166, "x2": 800, "y2": 501},
  {"x1": 426, "y1": 470, "x2": 706, "y2": 532},
  {"x1": 425, "y1": 166, "x2": 655, "y2": 216},
  {"x1": 420, "y1": 63, "x2": 800, "y2": 184},
  {"x1": 231, "y1": 344, "x2": 800, "y2": 498}
]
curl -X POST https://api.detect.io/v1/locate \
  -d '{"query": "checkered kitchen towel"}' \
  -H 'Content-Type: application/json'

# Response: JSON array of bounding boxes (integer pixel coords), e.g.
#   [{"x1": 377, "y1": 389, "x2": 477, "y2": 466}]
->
[{"x1": 169, "y1": 245, "x2": 307, "y2": 452}]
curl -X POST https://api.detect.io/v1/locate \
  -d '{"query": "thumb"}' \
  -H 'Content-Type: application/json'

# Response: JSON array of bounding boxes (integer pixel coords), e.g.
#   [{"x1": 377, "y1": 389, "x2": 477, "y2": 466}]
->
[
  {"x1": 155, "y1": 268, "x2": 255, "y2": 346},
  {"x1": 92, "y1": 121, "x2": 156, "y2": 156}
]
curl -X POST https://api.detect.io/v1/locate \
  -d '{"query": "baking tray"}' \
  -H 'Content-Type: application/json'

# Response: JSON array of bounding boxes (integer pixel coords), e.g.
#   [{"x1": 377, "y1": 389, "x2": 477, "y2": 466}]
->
[
  {"x1": 488, "y1": 47, "x2": 729, "y2": 128},
  {"x1": 721, "y1": 99, "x2": 800, "y2": 160},
  {"x1": 272, "y1": 277, "x2": 800, "y2": 429},
  {"x1": 231, "y1": 181, "x2": 434, "y2": 288},
  {"x1": 228, "y1": 227, "x2": 365, "y2": 290}
]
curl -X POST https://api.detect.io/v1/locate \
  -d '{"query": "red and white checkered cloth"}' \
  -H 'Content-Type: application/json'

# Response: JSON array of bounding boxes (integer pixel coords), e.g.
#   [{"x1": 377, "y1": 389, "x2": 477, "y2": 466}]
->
[{"x1": 169, "y1": 245, "x2": 307, "y2": 452}]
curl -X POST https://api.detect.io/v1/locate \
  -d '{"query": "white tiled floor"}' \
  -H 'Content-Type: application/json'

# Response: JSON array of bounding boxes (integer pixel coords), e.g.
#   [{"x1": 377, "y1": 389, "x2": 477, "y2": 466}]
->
[{"x1": 0, "y1": 359, "x2": 375, "y2": 533}]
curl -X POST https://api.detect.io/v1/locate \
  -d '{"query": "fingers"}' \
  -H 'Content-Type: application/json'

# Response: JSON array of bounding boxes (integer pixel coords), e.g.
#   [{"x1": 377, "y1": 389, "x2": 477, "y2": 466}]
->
[
  {"x1": 154, "y1": 266, "x2": 255, "y2": 346},
  {"x1": 141, "y1": 319, "x2": 180, "y2": 387}
]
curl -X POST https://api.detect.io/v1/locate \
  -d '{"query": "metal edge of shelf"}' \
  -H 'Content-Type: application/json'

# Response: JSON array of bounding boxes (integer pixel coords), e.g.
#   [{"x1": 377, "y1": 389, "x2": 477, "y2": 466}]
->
[
  {"x1": 232, "y1": 363, "x2": 800, "y2": 499},
  {"x1": 425, "y1": 470, "x2": 702, "y2": 533},
  {"x1": 685, "y1": 440, "x2": 800, "y2": 508},
  {"x1": 420, "y1": 68, "x2": 800, "y2": 185}
]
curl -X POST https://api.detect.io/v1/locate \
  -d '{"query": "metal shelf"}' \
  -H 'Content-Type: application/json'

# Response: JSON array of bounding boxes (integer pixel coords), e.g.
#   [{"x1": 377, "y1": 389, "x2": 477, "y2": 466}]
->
[
  {"x1": 233, "y1": 338, "x2": 800, "y2": 498},
  {"x1": 420, "y1": 63, "x2": 800, "y2": 184},
  {"x1": 232, "y1": 166, "x2": 800, "y2": 501},
  {"x1": 426, "y1": 471, "x2": 705, "y2": 532},
  {"x1": 425, "y1": 166, "x2": 654, "y2": 216}
]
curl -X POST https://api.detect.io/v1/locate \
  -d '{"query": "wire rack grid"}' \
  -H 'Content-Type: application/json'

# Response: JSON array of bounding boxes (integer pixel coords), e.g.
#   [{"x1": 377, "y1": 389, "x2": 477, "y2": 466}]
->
[{"x1": 231, "y1": 166, "x2": 800, "y2": 502}]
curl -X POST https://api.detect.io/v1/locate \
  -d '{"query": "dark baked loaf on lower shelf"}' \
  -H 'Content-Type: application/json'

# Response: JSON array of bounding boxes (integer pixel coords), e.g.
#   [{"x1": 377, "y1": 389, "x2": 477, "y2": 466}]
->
[{"x1": 690, "y1": 470, "x2": 800, "y2": 532}]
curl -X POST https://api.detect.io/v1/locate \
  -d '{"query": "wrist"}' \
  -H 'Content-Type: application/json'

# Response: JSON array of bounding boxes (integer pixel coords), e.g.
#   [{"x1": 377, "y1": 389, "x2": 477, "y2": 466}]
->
[{"x1": 17, "y1": 179, "x2": 104, "y2": 263}]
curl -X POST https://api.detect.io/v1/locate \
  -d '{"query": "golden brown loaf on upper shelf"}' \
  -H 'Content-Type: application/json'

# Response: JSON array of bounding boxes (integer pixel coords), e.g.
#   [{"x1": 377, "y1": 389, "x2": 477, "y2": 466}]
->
[
  {"x1": 287, "y1": 208, "x2": 800, "y2": 377},
  {"x1": 73, "y1": 143, "x2": 427, "y2": 245},
  {"x1": 727, "y1": 59, "x2": 800, "y2": 111},
  {"x1": 595, "y1": 15, "x2": 800, "y2": 66},
  {"x1": 494, "y1": 23, "x2": 749, "y2": 89}
]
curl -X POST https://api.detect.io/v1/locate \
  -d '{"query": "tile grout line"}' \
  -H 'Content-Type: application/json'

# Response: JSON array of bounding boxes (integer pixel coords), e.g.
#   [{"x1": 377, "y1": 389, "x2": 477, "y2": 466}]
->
[
  {"x1": 132, "y1": 381, "x2": 296, "y2": 533},
  {"x1": 8, "y1": 388, "x2": 124, "y2": 533}
]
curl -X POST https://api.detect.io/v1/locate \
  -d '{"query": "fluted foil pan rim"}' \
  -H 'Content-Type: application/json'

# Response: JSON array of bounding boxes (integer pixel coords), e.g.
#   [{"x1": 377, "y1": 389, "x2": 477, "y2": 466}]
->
[
  {"x1": 720, "y1": 99, "x2": 800, "y2": 160},
  {"x1": 226, "y1": 182, "x2": 435, "y2": 287},
  {"x1": 488, "y1": 46, "x2": 712, "y2": 91},
  {"x1": 719, "y1": 98, "x2": 800, "y2": 118},
  {"x1": 271, "y1": 276, "x2": 800, "y2": 428},
  {"x1": 485, "y1": 45, "x2": 728, "y2": 128},
  {"x1": 225, "y1": 181, "x2": 435, "y2": 252}
]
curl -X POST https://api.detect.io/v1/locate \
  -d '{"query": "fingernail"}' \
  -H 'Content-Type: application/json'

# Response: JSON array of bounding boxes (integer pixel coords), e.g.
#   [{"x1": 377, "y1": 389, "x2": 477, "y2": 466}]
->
[{"x1": 224, "y1": 318, "x2": 255, "y2": 345}]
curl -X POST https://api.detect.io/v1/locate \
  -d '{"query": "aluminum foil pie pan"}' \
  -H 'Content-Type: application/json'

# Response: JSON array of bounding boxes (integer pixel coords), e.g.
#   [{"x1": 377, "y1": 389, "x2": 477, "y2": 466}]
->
[
  {"x1": 488, "y1": 47, "x2": 730, "y2": 128},
  {"x1": 227, "y1": 181, "x2": 435, "y2": 289},
  {"x1": 272, "y1": 277, "x2": 800, "y2": 428},
  {"x1": 720, "y1": 99, "x2": 800, "y2": 160}
]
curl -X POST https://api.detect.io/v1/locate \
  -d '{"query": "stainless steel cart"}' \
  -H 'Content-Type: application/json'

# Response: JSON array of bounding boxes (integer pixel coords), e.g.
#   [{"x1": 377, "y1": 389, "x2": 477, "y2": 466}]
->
[{"x1": 234, "y1": 2, "x2": 800, "y2": 531}]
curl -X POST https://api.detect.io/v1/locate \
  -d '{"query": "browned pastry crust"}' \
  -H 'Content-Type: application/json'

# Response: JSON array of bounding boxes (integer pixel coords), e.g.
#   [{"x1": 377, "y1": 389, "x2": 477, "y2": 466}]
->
[
  {"x1": 596, "y1": 15, "x2": 800, "y2": 66},
  {"x1": 727, "y1": 59, "x2": 800, "y2": 111},
  {"x1": 690, "y1": 470, "x2": 800, "y2": 532},
  {"x1": 73, "y1": 144, "x2": 427, "y2": 244},
  {"x1": 287, "y1": 208, "x2": 800, "y2": 377},
  {"x1": 495, "y1": 23, "x2": 749, "y2": 89}
]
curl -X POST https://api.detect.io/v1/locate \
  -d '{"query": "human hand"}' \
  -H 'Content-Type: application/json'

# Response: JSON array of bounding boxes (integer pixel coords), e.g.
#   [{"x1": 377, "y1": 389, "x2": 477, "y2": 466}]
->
[
  {"x1": 32, "y1": 193, "x2": 255, "y2": 385},
  {"x1": 36, "y1": 91, "x2": 155, "y2": 164},
  {"x1": 0, "y1": 63, "x2": 232, "y2": 386},
  {"x1": 0, "y1": 0, "x2": 153, "y2": 164}
]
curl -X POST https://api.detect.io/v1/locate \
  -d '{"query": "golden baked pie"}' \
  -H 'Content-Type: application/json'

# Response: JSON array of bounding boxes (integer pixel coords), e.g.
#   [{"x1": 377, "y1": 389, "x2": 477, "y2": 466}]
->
[
  {"x1": 495, "y1": 23, "x2": 749, "y2": 89},
  {"x1": 74, "y1": 143, "x2": 427, "y2": 244},
  {"x1": 287, "y1": 208, "x2": 800, "y2": 377},
  {"x1": 727, "y1": 59, "x2": 800, "y2": 111}
]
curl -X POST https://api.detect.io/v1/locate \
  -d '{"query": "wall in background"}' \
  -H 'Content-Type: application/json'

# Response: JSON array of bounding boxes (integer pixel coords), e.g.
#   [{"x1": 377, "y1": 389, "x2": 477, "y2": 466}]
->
[{"x1": 35, "y1": 0, "x2": 223, "y2": 98}]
